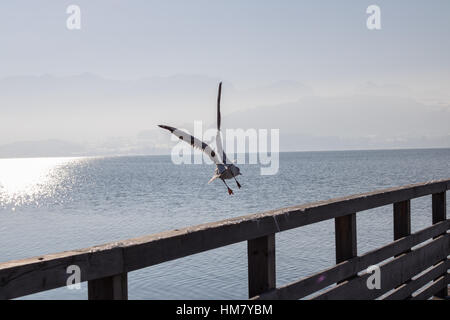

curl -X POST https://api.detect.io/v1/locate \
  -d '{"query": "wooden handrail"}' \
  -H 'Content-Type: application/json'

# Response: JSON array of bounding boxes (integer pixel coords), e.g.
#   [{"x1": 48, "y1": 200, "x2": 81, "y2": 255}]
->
[
  {"x1": 254, "y1": 220, "x2": 450, "y2": 300},
  {"x1": 0, "y1": 179, "x2": 449, "y2": 300},
  {"x1": 313, "y1": 234, "x2": 449, "y2": 300}
]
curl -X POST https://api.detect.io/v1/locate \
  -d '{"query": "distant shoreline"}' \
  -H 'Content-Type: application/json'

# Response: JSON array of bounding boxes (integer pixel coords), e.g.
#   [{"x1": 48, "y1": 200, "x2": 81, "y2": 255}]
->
[{"x1": 0, "y1": 146, "x2": 449, "y2": 160}]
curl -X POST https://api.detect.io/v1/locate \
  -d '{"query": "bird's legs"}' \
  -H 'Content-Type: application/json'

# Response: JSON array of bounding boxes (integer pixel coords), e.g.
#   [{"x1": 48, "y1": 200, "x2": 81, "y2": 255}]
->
[
  {"x1": 221, "y1": 178, "x2": 233, "y2": 195},
  {"x1": 233, "y1": 176, "x2": 242, "y2": 189}
]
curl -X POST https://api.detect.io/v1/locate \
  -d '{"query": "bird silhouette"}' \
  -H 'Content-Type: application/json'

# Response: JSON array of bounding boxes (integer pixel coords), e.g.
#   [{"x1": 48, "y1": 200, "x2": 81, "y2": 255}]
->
[{"x1": 159, "y1": 82, "x2": 242, "y2": 195}]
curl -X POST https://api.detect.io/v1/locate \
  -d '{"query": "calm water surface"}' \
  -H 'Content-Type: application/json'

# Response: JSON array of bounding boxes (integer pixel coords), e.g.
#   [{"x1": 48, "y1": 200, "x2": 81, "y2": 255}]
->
[{"x1": 0, "y1": 149, "x2": 449, "y2": 299}]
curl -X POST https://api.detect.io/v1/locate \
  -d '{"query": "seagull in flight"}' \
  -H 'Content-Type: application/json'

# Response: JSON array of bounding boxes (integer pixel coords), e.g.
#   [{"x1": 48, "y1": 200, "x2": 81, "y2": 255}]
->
[{"x1": 159, "y1": 82, "x2": 242, "y2": 195}]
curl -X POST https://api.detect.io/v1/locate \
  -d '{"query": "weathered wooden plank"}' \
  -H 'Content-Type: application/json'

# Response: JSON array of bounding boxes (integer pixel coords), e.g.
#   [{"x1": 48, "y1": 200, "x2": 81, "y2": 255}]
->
[
  {"x1": 313, "y1": 234, "x2": 449, "y2": 300},
  {"x1": 88, "y1": 273, "x2": 128, "y2": 300},
  {"x1": 411, "y1": 274, "x2": 449, "y2": 300},
  {"x1": 0, "y1": 247, "x2": 125, "y2": 300},
  {"x1": 248, "y1": 235, "x2": 276, "y2": 298},
  {"x1": 254, "y1": 220, "x2": 450, "y2": 300},
  {"x1": 0, "y1": 179, "x2": 449, "y2": 299},
  {"x1": 431, "y1": 191, "x2": 447, "y2": 298},
  {"x1": 383, "y1": 259, "x2": 449, "y2": 300}
]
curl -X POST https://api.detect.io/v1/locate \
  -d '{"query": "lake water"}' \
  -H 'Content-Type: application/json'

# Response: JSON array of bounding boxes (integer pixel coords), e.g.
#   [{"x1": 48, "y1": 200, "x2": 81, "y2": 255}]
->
[{"x1": 0, "y1": 149, "x2": 449, "y2": 299}]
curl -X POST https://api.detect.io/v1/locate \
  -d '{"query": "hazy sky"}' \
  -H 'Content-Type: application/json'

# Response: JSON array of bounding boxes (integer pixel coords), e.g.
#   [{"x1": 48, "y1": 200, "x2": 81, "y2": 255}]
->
[
  {"x1": 1, "y1": 1, "x2": 449, "y2": 86},
  {"x1": 0, "y1": 1, "x2": 449, "y2": 155}
]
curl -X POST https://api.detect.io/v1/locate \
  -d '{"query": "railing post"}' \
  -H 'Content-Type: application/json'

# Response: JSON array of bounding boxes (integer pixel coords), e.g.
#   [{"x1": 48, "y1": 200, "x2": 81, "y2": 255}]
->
[
  {"x1": 247, "y1": 234, "x2": 276, "y2": 298},
  {"x1": 432, "y1": 191, "x2": 447, "y2": 299},
  {"x1": 334, "y1": 213, "x2": 357, "y2": 284},
  {"x1": 393, "y1": 200, "x2": 411, "y2": 240},
  {"x1": 88, "y1": 273, "x2": 128, "y2": 300},
  {"x1": 393, "y1": 200, "x2": 412, "y2": 296},
  {"x1": 335, "y1": 213, "x2": 357, "y2": 264},
  {"x1": 432, "y1": 192, "x2": 446, "y2": 224}
]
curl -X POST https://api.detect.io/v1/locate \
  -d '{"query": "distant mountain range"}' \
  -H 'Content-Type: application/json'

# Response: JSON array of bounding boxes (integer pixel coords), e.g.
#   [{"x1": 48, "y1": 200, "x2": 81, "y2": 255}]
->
[{"x1": 0, "y1": 74, "x2": 449, "y2": 158}]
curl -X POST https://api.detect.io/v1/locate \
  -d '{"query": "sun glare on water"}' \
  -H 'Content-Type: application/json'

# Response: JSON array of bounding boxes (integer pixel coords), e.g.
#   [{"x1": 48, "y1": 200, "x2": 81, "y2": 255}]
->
[{"x1": 0, "y1": 157, "x2": 81, "y2": 208}]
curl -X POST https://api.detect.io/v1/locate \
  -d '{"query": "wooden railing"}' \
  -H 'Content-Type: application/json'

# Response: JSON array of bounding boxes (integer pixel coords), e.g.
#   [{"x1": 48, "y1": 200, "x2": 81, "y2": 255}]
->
[{"x1": 0, "y1": 179, "x2": 449, "y2": 300}]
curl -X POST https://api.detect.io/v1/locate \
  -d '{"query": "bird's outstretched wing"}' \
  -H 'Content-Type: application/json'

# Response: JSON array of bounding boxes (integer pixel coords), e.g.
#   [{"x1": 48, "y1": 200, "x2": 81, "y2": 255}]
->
[
  {"x1": 217, "y1": 82, "x2": 222, "y2": 133},
  {"x1": 216, "y1": 82, "x2": 233, "y2": 165},
  {"x1": 158, "y1": 125, "x2": 222, "y2": 164}
]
